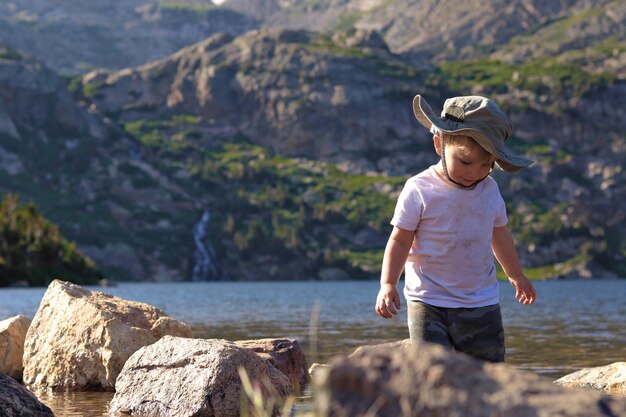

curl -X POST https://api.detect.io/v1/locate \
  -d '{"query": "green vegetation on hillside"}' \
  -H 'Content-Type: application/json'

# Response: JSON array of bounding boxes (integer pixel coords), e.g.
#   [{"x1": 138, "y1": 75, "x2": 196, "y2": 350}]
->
[
  {"x1": 334, "y1": 13, "x2": 363, "y2": 32},
  {"x1": 160, "y1": 1, "x2": 217, "y2": 14},
  {"x1": 432, "y1": 58, "x2": 616, "y2": 109},
  {"x1": 158, "y1": 1, "x2": 246, "y2": 21},
  {"x1": 122, "y1": 116, "x2": 405, "y2": 277},
  {"x1": 0, "y1": 194, "x2": 102, "y2": 286},
  {"x1": 0, "y1": 45, "x2": 22, "y2": 61},
  {"x1": 119, "y1": 109, "x2": 625, "y2": 279},
  {"x1": 305, "y1": 34, "x2": 371, "y2": 58}
]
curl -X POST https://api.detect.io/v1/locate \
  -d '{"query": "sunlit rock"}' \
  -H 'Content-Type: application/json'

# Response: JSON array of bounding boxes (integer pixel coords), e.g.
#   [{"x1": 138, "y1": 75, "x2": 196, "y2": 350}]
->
[
  {"x1": 314, "y1": 341, "x2": 626, "y2": 417},
  {"x1": 235, "y1": 338, "x2": 308, "y2": 393},
  {"x1": 555, "y1": 362, "x2": 626, "y2": 394},
  {"x1": 309, "y1": 363, "x2": 330, "y2": 378},
  {"x1": 0, "y1": 315, "x2": 31, "y2": 381},
  {"x1": 110, "y1": 336, "x2": 291, "y2": 417},
  {"x1": 22, "y1": 280, "x2": 192, "y2": 391},
  {"x1": 349, "y1": 338, "x2": 411, "y2": 356}
]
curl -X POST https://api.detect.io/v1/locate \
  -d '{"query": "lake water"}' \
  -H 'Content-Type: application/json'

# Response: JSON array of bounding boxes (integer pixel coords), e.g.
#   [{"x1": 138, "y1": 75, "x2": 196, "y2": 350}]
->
[{"x1": 1, "y1": 279, "x2": 625, "y2": 416}]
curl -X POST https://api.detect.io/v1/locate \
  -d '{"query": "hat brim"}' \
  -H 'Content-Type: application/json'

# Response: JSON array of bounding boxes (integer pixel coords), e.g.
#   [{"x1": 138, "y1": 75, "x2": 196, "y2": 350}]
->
[{"x1": 412, "y1": 94, "x2": 533, "y2": 172}]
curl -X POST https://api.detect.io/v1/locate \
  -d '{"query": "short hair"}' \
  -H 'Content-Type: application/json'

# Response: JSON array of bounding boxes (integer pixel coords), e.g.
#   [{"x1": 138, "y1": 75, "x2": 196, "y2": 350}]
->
[
  {"x1": 441, "y1": 133, "x2": 475, "y2": 147},
  {"x1": 440, "y1": 133, "x2": 494, "y2": 160}
]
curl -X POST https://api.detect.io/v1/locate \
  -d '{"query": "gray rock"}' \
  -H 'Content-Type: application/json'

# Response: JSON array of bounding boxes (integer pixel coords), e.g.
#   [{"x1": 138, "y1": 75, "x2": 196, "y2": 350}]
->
[
  {"x1": 0, "y1": 372, "x2": 53, "y2": 417},
  {"x1": 555, "y1": 362, "x2": 626, "y2": 394},
  {"x1": 314, "y1": 341, "x2": 626, "y2": 417},
  {"x1": 349, "y1": 338, "x2": 411, "y2": 357},
  {"x1": 110, "y1": 336, "x2": 292, "y2": 417},
  {"x1": 234, "y1": 338, "x2": 309, "y2": 393}
]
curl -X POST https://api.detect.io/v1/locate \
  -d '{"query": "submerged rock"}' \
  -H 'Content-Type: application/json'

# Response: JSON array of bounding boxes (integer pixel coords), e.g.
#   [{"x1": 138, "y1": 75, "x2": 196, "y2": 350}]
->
[
  {"x1": 0, "y1": 315, "x2": 31, "y2": 381},
  {"x1": 314, "y1": 341, "x2": 626, "y2": 417},
  {"x1": 22, "y1": 280, "x2": 192, "y2": 391},
  {"x1": 555, "y1": 362, "x2": 626, "y2": 394},
  {"x1": 110, "y1": 336, "x2": 291, "y2": 417}
]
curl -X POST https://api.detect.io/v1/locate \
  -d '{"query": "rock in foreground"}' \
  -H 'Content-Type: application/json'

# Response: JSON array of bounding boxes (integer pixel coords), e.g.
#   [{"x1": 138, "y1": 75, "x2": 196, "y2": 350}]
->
[
  {"x1": 23, "y1": 280, "x2": 192, "y2": 390},
  {"x1": 110, "y1": 336, "x2": 291, "y2": 417},
  {"x1": 555, "y1": 362, "x2": 626, "y2": 394},
  {"x1": 0, "y1": 315, "x2": 31, "y2": 381},
  {"x1": 0, "y1": 372, "x2": 53, "y2": 417},
  {"x1": 314, "y1": 342, "x2": 626, "y2": 417}
]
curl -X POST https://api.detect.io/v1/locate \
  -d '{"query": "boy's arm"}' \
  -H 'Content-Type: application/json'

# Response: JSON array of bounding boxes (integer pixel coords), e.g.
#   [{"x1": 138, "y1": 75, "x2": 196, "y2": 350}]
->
[
  {"x1": 492, "y1": 226, "x2": 536, "y2": 305},
  {"x1": 375, "y1": 226, "x2": 415, "y2": 318}
]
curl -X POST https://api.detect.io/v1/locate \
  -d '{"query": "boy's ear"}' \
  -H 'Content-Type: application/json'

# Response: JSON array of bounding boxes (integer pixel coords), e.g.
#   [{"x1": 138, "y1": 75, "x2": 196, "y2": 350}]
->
[{"x1": 433, "y1": 135, "x2": 443, "y2": 156}]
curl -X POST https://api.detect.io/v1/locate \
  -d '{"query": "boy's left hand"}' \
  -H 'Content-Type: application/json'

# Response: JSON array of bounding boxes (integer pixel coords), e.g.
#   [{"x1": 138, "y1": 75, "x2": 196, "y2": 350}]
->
[{"x1": 508, "y1": 275, "x2": 536, "y2": 305}]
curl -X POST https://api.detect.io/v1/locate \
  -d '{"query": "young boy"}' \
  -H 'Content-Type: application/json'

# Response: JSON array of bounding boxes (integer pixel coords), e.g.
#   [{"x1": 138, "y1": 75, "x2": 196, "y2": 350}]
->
[{"x1": 375, "y1": 94, "x2": 536, "y2": 363}]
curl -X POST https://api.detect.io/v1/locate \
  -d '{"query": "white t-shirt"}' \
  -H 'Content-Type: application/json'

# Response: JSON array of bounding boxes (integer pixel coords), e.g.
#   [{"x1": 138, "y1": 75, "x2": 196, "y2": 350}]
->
[{"x1": 391, "y1": 166, "x2": 508, "y2": 308}]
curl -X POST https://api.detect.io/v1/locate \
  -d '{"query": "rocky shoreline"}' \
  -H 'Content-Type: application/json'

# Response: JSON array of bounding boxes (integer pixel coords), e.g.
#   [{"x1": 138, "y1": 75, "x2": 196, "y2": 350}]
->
[{"x1": 0, "y1": 280, "x2": 624, "y2": 416}]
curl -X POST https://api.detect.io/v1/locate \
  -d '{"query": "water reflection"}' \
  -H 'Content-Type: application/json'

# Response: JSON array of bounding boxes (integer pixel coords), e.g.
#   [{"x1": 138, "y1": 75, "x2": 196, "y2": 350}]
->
[{"x1": 34, "y1": 390, "x2": 114, "y2": 417}]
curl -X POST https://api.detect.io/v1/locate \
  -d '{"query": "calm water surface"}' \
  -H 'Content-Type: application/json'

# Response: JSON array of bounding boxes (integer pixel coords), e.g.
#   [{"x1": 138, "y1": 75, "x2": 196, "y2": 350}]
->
[{"x1": 1, "y1": 279, "x2": 624, "y2": 416}]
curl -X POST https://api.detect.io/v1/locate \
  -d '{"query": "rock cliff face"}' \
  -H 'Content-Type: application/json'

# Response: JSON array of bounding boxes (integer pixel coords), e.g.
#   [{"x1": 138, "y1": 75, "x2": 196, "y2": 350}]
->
[
  {"x1": 82, "y1": 27, "x2": 625, "y2": 278},
  {"x1": 5, "y1": 0, "x2": 623, "y2": 77},
  {"x1": 81, "y1": 29, "x2": 427, "y2": 167},
  {"x1": 223, "y1": 0, "x2": 625, "y2": 64},
  {"x1": 0, "y1": 46, "x2": 205, "y2": 282}
]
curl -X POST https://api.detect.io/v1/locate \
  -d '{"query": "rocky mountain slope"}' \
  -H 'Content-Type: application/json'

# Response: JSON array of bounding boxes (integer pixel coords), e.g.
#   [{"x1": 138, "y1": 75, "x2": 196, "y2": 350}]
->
[
  {"x1": 0, "y1": 1, "x2": 624, "y2": 281},
  {"x1": 80, "y1": 29, "x2": 431, "y2": 170},
  {"x1": 0, "y1": 43, "x2": 207, "y2": 282},
  {"x1": 224, "y1": 0, "x2": 626, "y2": 70},
  {"x1": 0, "y1": 0, "x2": 255, "y2": 74},
  {"x1": 79, "y1": 27, "x2": 625, "y2": 279},
  {"x1": 3, "y1": 0, "x2": 624, "y2": 78}
]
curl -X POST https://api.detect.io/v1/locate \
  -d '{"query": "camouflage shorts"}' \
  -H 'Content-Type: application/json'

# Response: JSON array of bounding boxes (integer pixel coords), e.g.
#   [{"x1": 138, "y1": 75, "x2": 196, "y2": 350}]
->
[{"x1": 407, "y1": 301, "x2": 505, "y2": 363}]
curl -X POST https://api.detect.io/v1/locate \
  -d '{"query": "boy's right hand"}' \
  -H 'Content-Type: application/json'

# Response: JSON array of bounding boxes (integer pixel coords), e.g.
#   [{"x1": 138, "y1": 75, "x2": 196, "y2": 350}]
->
[{"x1": 375, "y1": 283, "x2": 401, "y2": 319}]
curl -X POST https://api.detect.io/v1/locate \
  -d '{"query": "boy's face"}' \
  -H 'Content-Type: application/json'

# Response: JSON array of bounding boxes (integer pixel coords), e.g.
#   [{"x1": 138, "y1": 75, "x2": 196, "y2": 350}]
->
[{"x1": 434, "y1": 135, "x2": 495, "y2": 188}]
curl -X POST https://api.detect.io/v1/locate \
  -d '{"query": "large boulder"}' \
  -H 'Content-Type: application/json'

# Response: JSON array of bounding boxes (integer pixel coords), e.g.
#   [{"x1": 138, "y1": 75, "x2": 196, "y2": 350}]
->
[
  {"x1": 234, "y1": 338, "x2": 308, "y2": 393},
  {"x1": 314, "y1": 341, "x2": 626, "y2": 417},
  {"x1": 555, "y1": 362, "x2": 626, "y2": 394},
  {"x1": 22, "y1": 280, "x2": 192, "y2": 391},
  {"x1": 0, "y1": 372, "x2": 53, "y2": 417},
  {"x1": 0, "y1": 315, "x2": 31, "y2": 381},
  {"x1": 110, "y1": 336, "x2": 292, "y2": 417}
]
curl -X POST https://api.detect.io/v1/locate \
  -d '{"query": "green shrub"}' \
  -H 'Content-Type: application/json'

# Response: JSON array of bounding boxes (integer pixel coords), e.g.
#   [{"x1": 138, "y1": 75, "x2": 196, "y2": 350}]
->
[
  {"x1": 434, "y1": 58, "x2": 615, "y2": 101},
  {"x1": 0, "y1": 46, "x2": 22, "y2": 61},
  {"x1": 0, "y1": 194, "x2": 102, "y2": 286}
]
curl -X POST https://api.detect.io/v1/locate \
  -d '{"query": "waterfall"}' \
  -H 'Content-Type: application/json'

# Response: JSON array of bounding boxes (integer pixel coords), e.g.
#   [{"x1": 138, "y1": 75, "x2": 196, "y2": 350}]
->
[{"x1": 191, "y1": 210, "x2": 223, "y2": 281}]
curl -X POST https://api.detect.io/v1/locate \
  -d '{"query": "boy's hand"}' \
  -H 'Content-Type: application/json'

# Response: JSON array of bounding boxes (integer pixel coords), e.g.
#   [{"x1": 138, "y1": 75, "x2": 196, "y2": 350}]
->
[
  {"x1": 508, "y1": 274, "x2": 536, "y2": 305},
  {"x1": 375, "y1": 283, "x2": 401, "y2": 318}
]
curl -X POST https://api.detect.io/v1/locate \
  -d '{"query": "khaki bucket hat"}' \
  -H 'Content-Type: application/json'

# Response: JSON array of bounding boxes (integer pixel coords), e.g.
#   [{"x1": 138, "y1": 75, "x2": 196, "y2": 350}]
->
[{"x1": 413, "y1": 94, "x2": 534, "y2": 172}]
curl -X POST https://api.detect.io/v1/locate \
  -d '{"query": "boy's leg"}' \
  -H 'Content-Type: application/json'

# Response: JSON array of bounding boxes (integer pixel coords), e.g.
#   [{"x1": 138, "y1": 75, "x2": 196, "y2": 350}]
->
[
  {"x1": 407, "y1": 301, "x2": 453, "y2": 349},
  {"x1": 448, "y1": 304, "x2": 505, "y2": 363}
]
